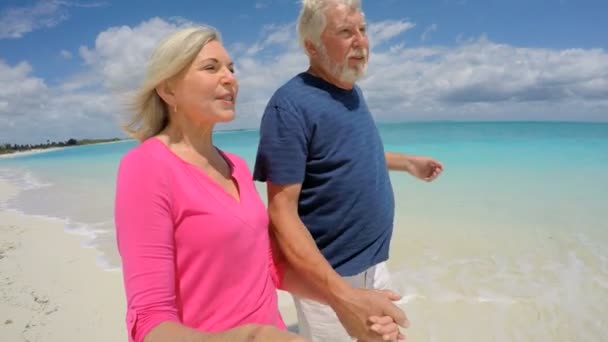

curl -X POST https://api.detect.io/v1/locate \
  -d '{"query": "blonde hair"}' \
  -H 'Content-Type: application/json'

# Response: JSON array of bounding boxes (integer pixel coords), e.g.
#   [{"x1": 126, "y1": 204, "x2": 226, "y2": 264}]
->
[
  {"x1": 297, "y1": 0, "x2": 362, "y2": 53},
  {"x1": 124, "y1": 26, "x2": 221, "y2": 141}
]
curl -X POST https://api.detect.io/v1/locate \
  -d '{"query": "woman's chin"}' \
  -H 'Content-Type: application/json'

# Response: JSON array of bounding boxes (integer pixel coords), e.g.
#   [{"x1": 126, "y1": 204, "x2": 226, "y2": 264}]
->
[{"x1": 216, "y1": 111, "x2": 236, "y2": 123}]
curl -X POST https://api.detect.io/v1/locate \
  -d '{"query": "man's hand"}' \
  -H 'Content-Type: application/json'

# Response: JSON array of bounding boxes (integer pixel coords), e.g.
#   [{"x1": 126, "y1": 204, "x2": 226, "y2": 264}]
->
[
  {"x1": 385, "y1": 152, "x2": 444, "y2": 182},
  {"x1": 330, "y1": 288, "x2": 408, "y2": 341},
  {"x1": 406, "y1": 155, "x2": 443, "y2": 182}
]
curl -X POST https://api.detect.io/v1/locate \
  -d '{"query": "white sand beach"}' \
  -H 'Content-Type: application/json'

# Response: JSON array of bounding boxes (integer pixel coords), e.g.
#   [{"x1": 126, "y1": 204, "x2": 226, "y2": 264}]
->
[{"x1": 0, "y1": 179, "x2": 127, "y2": 341}]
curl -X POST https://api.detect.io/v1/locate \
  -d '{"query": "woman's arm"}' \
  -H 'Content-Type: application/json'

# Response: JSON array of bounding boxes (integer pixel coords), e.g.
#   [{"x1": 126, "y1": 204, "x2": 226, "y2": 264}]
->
[
  {"x1": 115, "y1": 151, "x2": 183, "y2": 342},
  {"x1": 144, "y1": 322, "x2": 306, "y2": 342}
]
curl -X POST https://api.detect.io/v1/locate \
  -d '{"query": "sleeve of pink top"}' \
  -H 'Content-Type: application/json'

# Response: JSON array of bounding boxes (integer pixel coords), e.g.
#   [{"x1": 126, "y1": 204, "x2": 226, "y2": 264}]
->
[{"x1": 114, "y1": 150, "x2": 180, "y2": 342}]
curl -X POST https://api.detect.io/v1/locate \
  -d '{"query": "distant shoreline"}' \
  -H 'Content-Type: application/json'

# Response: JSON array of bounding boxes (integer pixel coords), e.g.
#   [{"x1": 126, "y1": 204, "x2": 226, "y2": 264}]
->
[
  {"x1": 0, "y1": 138, "x2": 126, "y2": 157},
  {"x1": 0, "y1": 147, "x2": 65, "y2": 159}
]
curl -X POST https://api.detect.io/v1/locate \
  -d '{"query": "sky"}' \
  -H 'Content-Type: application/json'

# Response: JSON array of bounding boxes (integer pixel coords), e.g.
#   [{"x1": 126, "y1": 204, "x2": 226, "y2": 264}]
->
[{"x1": 1, "y1": 0, "x2": 607, "y2": 144}]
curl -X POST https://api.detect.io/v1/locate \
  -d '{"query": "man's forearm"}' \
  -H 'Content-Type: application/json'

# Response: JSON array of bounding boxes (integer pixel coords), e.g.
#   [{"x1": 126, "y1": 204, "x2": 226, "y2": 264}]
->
[
  {"x1": 280, "y1": 267, "x2": 328, "y2": 304},
  {"x1": 269, "y1": 210, "x2": 351, "y2": 304},
  {"x1": 384, "y1": 151, "x2": 413, "y2": 172}
]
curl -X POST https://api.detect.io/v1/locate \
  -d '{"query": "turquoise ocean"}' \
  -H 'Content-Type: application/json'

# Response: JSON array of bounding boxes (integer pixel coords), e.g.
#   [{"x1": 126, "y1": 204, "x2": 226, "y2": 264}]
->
[{"x1": 1, "y1": 122, "x2": 607, "y2": 340}]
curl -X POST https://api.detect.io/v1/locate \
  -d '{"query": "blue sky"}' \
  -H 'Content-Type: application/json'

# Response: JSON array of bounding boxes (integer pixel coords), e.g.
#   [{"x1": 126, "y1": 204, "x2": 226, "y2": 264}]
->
[{"x1": 1, "y1": 0, "x2": 607, "y2": 144}]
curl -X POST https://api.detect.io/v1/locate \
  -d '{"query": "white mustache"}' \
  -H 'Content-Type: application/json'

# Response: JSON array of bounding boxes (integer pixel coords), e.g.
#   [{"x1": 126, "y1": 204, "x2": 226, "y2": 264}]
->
[{"x1": 347, "y1": 49, "x2": 367, "y2": 59}]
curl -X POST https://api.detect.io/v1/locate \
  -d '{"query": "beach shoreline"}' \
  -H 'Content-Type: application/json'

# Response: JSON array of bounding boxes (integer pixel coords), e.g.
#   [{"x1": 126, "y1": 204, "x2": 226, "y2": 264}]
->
[
  {"x1": 0, "y1": 147, "x2": 66, "y2": 160},
  {"x1": 0, "y1": 179, "x2": 127, "y2": 341},
  {"x1": 0, "y1": 139, "x2": 134, "y2": 160}
]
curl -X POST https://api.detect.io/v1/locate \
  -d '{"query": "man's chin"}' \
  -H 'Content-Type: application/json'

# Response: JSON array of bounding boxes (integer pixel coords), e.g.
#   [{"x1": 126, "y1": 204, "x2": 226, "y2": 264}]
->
[{"x1": 340, "y1": 69, "x2": 366, "y2": 83}]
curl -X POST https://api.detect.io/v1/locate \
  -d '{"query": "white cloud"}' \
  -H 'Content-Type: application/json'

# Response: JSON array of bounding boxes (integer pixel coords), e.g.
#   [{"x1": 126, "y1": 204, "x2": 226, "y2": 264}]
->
[
  {"x1": 255, "y1": 2, "x2": 269, "y2": 9},
  {"x1": 234, "y1": 21, "x2": 608, "y2": 123},
  {"x1": 0, "y1": 59, "x2": 120, "y2": 144},
  {"x1": 244, "y1": 23, "x2": 297, "y2": 56},
  {"x1": 2, "y1": 18, "x2": 607, "y2": 144},
  {"x1": 263, "y1": 23, "x2": 294, "y2": 45},
  {"x1": 360, "y1": 37, "x2": 608, "y2": 121},
  {"x1": 0, "y1": 1, "x2": 104, "y2": 39},
  {"x1": 0, "y1": 60, "x2": 48, "y2": 116},
  {"x1": 60, "y1": 49, "x2": 73, "y2": 59},
  {"x1": 421, "y1": 23, "x2": 438, "y2": 42},
  {"x1": 368, "y1": 20, "x2": 415, "y2": 47},
  {"x1": 59, "y1": 71, "x2": 98, "y2": 92},
  {"x1": 0, "y1": 0, "x2": 66, "y2": 39},
  {"x1": 234, "y1": 49, "x2": 308, "y2": 125},
  {"x1": 1, "y1": 17, "x2": 190, "y2": 144},
  {"x1": 78, "y1": 17, "x2": 192, "y2": 93}
]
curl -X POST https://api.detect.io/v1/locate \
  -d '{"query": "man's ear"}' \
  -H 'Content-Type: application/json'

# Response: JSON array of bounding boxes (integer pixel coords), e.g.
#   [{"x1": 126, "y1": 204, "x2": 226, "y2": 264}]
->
[
  {"x1": 304, "y1": 40, "x2": 319, "y2": 58},
  {"x1": 155, "y1": 81, "x2": 176, "y2": 108}
]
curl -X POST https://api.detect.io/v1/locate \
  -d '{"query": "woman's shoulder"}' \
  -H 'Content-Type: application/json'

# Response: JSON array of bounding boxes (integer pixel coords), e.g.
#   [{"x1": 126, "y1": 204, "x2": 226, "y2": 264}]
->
[{"x1": 118, "y1": 138, "x2": 175, "y2": 175}]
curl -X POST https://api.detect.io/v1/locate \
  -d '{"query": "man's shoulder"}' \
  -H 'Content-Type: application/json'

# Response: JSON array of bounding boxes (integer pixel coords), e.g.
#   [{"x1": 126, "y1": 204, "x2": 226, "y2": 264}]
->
[
  {"x1": 270, "y1": 73, "x2": 309, "y2": 98},
  {"x1": 263, "y1": 73, "x2": 308, "y2": 117},
  {"x1": 267, "y1": 73, "x2": 335, "y2": 114}
]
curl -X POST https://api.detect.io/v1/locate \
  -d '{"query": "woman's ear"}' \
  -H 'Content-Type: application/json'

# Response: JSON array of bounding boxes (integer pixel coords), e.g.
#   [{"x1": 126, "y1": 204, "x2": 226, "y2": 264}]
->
[{"x1": 155, "y1": 80, "x2": 176, "y2": 108}]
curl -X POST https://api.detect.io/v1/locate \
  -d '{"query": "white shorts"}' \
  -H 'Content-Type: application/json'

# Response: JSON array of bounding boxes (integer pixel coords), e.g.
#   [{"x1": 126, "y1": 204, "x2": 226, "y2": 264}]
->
[{"x1": 293, "y1": 262, "x2": 392, "y2": 342}]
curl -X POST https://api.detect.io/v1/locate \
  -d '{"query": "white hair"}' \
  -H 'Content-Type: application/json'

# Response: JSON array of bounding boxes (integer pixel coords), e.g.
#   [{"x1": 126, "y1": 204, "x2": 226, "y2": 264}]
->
[
  {"x1": 297, "y1": 0, "x2": 363, "y2": 53},
  {"x1": 124, "y1": 26, "x2": 221, "y2": 142}
]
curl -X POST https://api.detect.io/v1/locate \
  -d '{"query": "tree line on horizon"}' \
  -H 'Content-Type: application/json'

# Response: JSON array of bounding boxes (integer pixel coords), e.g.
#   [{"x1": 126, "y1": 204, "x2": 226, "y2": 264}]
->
[{"x1": 0, "y1": 138, "x2": 122, "y2": 155}]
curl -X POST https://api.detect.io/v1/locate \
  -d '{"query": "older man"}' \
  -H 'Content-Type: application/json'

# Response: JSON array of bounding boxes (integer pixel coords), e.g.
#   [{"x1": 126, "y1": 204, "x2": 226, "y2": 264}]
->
[{"x1": 254, "y1": 0, "x2": 444, "y2": 341}]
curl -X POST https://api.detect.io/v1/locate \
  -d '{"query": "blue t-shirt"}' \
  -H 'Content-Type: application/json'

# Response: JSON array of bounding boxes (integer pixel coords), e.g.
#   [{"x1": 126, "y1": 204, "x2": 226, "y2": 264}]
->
[{"x1": 253, "y1": 72, "x2": 394, "y2": 276}]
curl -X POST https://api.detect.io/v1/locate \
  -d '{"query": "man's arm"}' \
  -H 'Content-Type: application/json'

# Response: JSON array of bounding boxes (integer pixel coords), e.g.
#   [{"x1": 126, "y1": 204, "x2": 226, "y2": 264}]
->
[
  {"x1": 385, "y1": 151, "x2": 444, "y2": 181},
  {"x1": 267, "y1": 182, "x2": 408, "y2": 341},
  {"x1": 269, "y1": 227, "x2": 326, "y2": 304},
  {"x1": 384, "y1": 152, "x2": 414, "y2": 172},
  {"x1": 272, "y1": 233, "x2": 405, "y2": 341},
  {"x1": 267, "y1": 182, "x2": 347, "y2": 300}
]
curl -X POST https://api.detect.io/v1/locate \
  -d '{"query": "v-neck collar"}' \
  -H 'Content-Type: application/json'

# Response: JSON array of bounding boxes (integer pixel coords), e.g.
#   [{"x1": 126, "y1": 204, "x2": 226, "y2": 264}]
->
[{"x1": 148, "y1": 137, "x2": 242, "y2": 204}]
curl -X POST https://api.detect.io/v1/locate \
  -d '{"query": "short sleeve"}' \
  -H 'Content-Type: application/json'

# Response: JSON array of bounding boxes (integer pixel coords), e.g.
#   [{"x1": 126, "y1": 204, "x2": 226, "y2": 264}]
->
[{"x1": 253, "y1": 102, "x2": 309, "y2": 184}]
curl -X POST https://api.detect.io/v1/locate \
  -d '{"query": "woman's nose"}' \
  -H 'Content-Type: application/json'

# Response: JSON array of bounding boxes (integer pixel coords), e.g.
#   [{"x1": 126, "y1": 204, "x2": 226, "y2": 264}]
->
[{"x1": 221, "y1": 67, "x2": 236, "y2": 84}]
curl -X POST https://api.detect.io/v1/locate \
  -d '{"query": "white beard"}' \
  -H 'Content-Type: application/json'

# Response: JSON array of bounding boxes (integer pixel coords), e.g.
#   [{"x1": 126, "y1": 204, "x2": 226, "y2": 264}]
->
[{"x1": 318, "y1": 45, "x2": 368, "y2": 84}]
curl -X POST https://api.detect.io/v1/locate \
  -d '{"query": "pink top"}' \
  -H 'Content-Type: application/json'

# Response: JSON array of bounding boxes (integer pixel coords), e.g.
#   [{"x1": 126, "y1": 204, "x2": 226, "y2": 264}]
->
[{"x1": 114, "y1": 138, "x2": 285, "y2": 342}]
